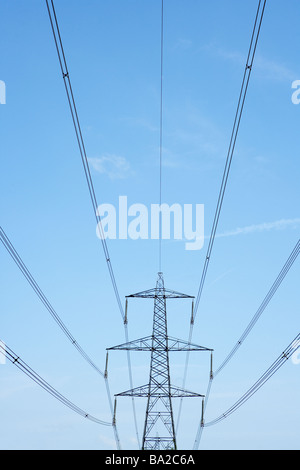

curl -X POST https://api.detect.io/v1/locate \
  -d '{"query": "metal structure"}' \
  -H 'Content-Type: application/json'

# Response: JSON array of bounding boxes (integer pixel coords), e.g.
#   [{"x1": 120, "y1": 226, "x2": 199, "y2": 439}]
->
[{"x1": 108, "y1": 272, "x2": 212, "y2": 450}]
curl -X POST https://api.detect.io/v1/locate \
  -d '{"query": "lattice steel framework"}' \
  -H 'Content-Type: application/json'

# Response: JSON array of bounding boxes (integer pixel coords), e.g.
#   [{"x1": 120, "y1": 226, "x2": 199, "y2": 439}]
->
[{"x1": 108, "y1": 272, "x2": 212, "y2": 450}]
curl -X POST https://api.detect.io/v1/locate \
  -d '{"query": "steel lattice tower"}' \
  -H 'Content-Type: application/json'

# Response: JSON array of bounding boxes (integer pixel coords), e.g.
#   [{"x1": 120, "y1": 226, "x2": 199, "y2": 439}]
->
[{"x1": 108, "y1": 272, "x2": 212, "y2": 450}]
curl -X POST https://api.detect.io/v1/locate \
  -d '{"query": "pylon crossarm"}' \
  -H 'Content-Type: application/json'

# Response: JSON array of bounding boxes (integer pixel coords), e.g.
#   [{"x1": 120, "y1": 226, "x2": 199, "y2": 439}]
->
[
  {"x1": 115, "y1": 384, "x2": 150, "y2": 397},
  {"x1": 167, "y1": 337, "x2": 213, "y2": 351},
  {"x1": 115, "y1": 384, "x2": 204, "y2": 398},
  {"x1": 107, "y1": 336, "x2": 153, "y2": 351},
  {"x1": 127, "y1": 288, "x2": 194, "y2": 299},
  {"x1": 108, "y1": 335, "x2": 213, "y2": 352}
]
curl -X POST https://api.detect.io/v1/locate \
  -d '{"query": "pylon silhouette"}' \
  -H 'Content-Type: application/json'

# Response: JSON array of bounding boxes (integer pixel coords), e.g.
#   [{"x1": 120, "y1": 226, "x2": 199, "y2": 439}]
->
[{"x1": 108, "y1": 272, "x2": 212, "y2": 450}]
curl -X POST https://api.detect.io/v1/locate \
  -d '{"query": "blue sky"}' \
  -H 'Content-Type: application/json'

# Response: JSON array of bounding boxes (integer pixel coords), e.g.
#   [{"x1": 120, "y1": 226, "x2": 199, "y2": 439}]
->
[{"x1": 0, "y1": 0, "x2": 299, "y2": 450}]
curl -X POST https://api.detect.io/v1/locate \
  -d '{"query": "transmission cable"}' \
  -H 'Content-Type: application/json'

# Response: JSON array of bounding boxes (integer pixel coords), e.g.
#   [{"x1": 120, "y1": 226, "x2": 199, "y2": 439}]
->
[
  {"x1": 193, "y1": 0, "x2": 267, "y2": 322},
  {"x1": 0, "y1": 226, "x2": 121, "y2": 448},
  {"x1": 159, "y1": 0, "x2": 164, "y2": 273},
  {"x1": 177, "y1": 0, "x2": 267, "y2": 432},
  {"x1": 45, "y1": 0, "x2": 140, "y2": 447},
  {"x1": 0, "y1": 341, "x2": 111, "y2": 426},
  {"x1": 192, "y1": 238, "x2": 299, "y2": 448},
  {"x1": 45, "y1": 0, "x2": 124, "y2": 322},
  {"x1": 0, "y1": 226, "x2": 105, "y2": 377},
  {"x1": 201, "y1": 333, "x2": 300, "y2": 429},
  {"x1": 214, "y1": 238, "x2": 300, "y2": 377}
]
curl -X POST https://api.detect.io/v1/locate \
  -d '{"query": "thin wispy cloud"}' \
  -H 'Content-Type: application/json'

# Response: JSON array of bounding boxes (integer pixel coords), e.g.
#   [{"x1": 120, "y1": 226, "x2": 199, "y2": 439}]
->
[
  {"x1": 173, "y1": 37, "x2": 193, "y2": 51},
  {"x1": 255, "y1": 55, "x2": 296, "y2": 82},
  {"x1": 201, "y1": 43, "x2": 297, "y2": 83},
  {"x1": 171, "y1": 218, "x2": 299, "y2": 247},
  {"x1": 120, "y1": 116, "x2": 158, "y2": 133},
  {"x1": 88, "y1": 154, "x2": 132, "y2": 180},
  {"x1": 215, "y1": 218, "x2": 300, "y2": 239}
]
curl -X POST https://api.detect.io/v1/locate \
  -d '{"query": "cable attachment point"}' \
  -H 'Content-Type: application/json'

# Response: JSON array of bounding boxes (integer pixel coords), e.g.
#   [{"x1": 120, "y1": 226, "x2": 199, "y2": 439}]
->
[
  {"x1": 112, "y1": 398, "x2": 117, "y2": 426},
  {"x1": 190, "y1": 300, "x2": 194, "y2": 325},
  {"x1": 201, "y1": 398, "x2": 205, "y2": 427},
  {"x1": 210, "y1": 352, "x2": 214, "y2": 380},
  {"x1": 124, "y1": 298, "x2": 128, "y2": 325},
  {"x1": 104, "y1": 351, "x2": 109, "y2": 379}
]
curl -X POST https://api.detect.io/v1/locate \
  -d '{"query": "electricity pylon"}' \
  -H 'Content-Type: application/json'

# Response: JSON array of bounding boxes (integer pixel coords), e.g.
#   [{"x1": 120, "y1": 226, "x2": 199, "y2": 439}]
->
[{"x1": 108, "y1": 272, "x2": 212, "y2": 450}]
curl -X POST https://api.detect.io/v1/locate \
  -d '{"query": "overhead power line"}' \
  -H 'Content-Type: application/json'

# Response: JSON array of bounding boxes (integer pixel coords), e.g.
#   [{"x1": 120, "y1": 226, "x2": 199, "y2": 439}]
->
[
  {"x1": 193, "y1": 0, "x2": 267, "y2": 322},
  {"x1": 45, "y1": 0, "x2": 124, "y2": 322},
  {"x1": 203, "y1": 332, "x2": 300, "y2": 428},
  {"x1": 0, "y1": 341, "x2": 111, "y2": 427},
  {"x1": 0, "y1": 226, "x2": 104, "y2": 378},
  {"x1": 159, "y1": 0, "x2": 164, "y2": 273},
  {"x1": 192, "y1": 238, "x2": 299, "y2": 448},
  {"x1": 45, "y1": 0, "x2": 140, "y2": 446},
  {"x1": 177, "y1": 0, "x2": 267, "y2": 432},
  {"x1": 0, "y1": 226, "x2": 121, "y2": 448},
  {"x1": 214, "y1": 238, "x2": 300, "y2": 377}
]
